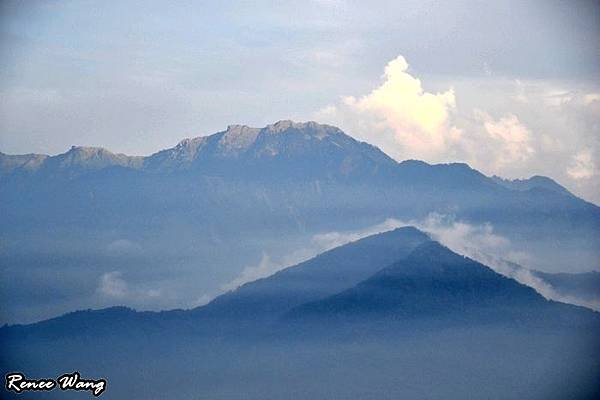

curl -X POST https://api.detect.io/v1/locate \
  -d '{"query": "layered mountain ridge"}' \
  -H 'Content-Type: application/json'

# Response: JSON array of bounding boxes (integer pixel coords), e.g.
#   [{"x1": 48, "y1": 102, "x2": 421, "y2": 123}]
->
[
  {"x1": 2, "y1": 227, "x2": 598, "y2": 400},
  {"x1": 0, "y1": 120, "x2": 598, "y2": 326},
  {"x1": 3, "y1": 227, "x2": 597, "y2": 336},
  {"x1": 0, "y1": 120, "x2": 575, "y2": 192}
]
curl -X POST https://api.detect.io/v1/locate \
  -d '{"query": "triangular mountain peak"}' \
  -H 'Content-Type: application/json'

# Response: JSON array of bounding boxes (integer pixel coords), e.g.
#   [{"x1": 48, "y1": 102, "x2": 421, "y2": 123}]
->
[
  {"x1": 287, "y1": 241, "x2": 549, "y2": 321},
  {"x1": 193, "y1": 226, "x2": 432, "y2": 321}
]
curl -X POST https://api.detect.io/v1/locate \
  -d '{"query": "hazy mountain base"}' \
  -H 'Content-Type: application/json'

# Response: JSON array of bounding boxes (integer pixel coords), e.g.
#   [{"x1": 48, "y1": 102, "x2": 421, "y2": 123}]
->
[
  {"x1": 2, "y1": 236, "x2": 599, "y2": 400},
  {"x1": 2, "y1": 317, "x2": 599, "y2": 400}
]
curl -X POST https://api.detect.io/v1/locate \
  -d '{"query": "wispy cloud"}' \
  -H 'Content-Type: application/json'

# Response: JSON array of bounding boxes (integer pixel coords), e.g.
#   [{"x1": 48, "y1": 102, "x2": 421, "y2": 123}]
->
[
  {"x1": 97, "y1": 271, "x2": 128, "y2": 299},
  {"x1": 567, "y1": 150, "x2": 595, "y2": 180},
  {"x1": 195, "y1": 219, "x2": 407, "y2": 305},
  {"x1": 202, "y1": 215, "x2": 600, "y2": 311},
  {"x1": 407, "y1": 213, "x2": 600, "y2": 311},
  {"x1": 97, "y1": 271, "x2": 162, "y2": 303}
]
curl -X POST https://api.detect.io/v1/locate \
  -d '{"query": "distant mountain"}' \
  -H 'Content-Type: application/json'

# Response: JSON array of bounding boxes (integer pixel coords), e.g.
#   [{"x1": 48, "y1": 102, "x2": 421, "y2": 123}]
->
[
  {"x1": 0, "y1": 120, "x2": 598, "y2": 324},
  {"x1": 143, "y1": 121, "x2": 396, "y2": 180},
  {"x1": 194, "y1": 227, "x2": 431, "y2": 323},
  {"x1": 1, "y1": 121, "x2": 396, "y2": 180},
  {"x1": 1, "y1": 229, "x2": 599, "y2": 400},
  {"x1": 491, "y1": 175, "x2": 574, "y2": 197},
  {"x1": 0, "y1": 151, "x2": 48, "y2": 175},
  {"x1": 3, "y1": 228, "x2": 596, "y2": 339},
  {"x1": 287, "y1": 242, "x2": 595, "y2": 327},
  {"x1": 1, "y1": 227, "x2": 431, "y2": 339}
]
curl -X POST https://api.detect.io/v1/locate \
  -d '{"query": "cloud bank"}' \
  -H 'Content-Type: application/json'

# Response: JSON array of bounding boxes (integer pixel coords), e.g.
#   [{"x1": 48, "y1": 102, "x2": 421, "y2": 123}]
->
[
  {"x1": 341, "y1": 55, "x2": 459, "y2": 158},
  {"x1": 317, "y1": 55, "x2": 600, "y2": 203}
]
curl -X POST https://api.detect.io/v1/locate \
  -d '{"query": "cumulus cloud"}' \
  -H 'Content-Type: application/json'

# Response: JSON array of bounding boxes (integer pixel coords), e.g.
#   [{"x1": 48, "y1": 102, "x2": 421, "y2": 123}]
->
[
  {"x1": 324, "y1": 55, "x2": 459, "y2": 159},
  {"x1": 316, "y1": 55, "x2": 600, "y2": 203},
  {"x1": 317, "y1": 54, "x2": 541, "y2": 168}
]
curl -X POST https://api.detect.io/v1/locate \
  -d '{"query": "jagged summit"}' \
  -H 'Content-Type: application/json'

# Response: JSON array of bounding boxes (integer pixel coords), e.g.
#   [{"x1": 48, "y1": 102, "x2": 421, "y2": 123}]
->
[
  {"x1": 0, "y1": 152, "x2": 48, "y2": 174},
  {"x1": 491, "y1": 174, "x2": 572, "y2": 196},
  {"x1": 0, "y1": 120, "x2": 579, "y2": 199},
  {"x1": 66, "y1": 145, "x2": 115, "y2": 158},
  {"x1": 173, "y1": 120, "x2": 344, "y2": 153},
  {"x1": 262, "y1": 120, "x2": 342, "y2": 137},
  {"x1": 140, "y1": 120, "x2": 397, "y2": 176},
  {"x1": 55, "y1": 146, "x2": 142, "y2": 169},
  {"x1": 219, "y1": 124, "x2": 261, "y2": 153}
]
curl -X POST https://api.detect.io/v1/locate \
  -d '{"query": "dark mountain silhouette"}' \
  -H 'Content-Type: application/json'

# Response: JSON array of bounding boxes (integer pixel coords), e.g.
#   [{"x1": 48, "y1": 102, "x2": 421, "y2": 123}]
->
[
  {"x1": 194, "y1": 227, "x2": 431, "y2": 323},
  {"x1": 287, "y1": 242, "x2": 598, "y2": 329},
  {"x1": 2, "y1": 229, "x2": 597, "y2": 338},
  {"x1": 1, "y1": 227, "x2": 431, "y2": 340},
  {"x1": 1, "y1": 228, "x2": 599, "y2": 400}
]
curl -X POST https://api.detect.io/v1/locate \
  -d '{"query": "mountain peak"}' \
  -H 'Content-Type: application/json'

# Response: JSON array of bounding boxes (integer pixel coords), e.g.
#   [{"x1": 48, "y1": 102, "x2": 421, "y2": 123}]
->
[
  {"x1": 491, "y1": 174, "x2": 572, "y2": 196},
  {"x1": 219, "y1": 124, "x2": 261, "y2": 153},
  {"x1": 264, "y1": 120, "x2": 299, "y2": 133},
  {"x1": 56, "y1": 145, "x2": 141, "y2": 169},
  {"x1": 67, "y1": 145, "x2": 112, "y2": 156},
  {"x1": 262, "y1": 120, "x2": 342, "y2": 139},
  {"x1": 0, "y1": 152, "x2": 49, "y2": 175},
  {"x1": 194, "y1": 226, "x2": 431, "y2": 320},
  {"x1": 174, "y1": 136, "x2": 208, "y2": 155},
  {"x1": 287, "y1": 240, "x2": 547, "y2": 321}
]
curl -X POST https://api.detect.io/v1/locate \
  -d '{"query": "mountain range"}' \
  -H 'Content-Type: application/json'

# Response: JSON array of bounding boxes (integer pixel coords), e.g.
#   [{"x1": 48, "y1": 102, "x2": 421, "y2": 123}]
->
[
  {"x1": 1, "y1": 121, "x2": 598, "y2": 325},
  {"x1": 2, "y1": 227, "x2": 598, "y2": 399}
]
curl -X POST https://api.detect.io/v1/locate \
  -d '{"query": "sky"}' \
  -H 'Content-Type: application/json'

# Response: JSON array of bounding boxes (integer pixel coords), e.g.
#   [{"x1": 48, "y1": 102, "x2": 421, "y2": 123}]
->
[{"x1": 0, "y1": 0, "x2": 599, "y2": 202}]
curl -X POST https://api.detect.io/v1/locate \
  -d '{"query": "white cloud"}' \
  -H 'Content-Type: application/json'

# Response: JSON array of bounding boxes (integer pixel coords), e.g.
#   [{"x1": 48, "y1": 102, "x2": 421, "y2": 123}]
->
[
  {"x1": 316, "y1": 55, "x2": 600, "y2": 204},
  {"x1": 220, "y1": 253, "x2": 278, "y2": 292},
  {"x1": 97, "y1": 270, "x2": 162, "y2": 302},
  {"x1": 413, "y1": 213, "x2": 532, "y2": 267},
  {"x1": 203, "y1": 218, "x2": 407, "y2": 302},
  {"x1": 414, "y1": 213, "x2": 600, "y2": 311},
  {"x1": 475, "y1": 111, "x2": 534, "y2": 168},
  {"x1": 583, "y1": 93, "x2": 600, "y2": 105},
  {"x1": 324, "y1": 55, "x2": 460, "y2": 160},
  {"x1": 567, "y1": 150, "x2": 595, "y2": 180},
  {"x1": 98, "y1": 271, "x2": 128, "y2": 298},
  {"x1": 190, "y1": 294, "x2": 213, "y2": 308},
  {"x1": 210, "y1": 215, "x2": 600, "y2": 311},
  {"x1": 310, "y1": 218, "x2": 404, "y2": 251}
]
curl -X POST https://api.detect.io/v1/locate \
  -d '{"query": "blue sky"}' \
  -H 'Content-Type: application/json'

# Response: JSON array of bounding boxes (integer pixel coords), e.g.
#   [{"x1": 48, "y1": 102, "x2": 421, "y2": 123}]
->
[{"x1": 0, "y1": 0, "x2": 599, "y2": 201}]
